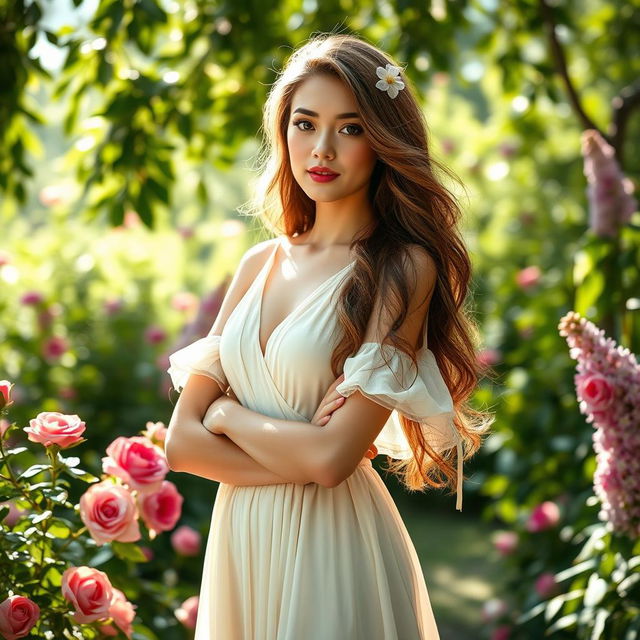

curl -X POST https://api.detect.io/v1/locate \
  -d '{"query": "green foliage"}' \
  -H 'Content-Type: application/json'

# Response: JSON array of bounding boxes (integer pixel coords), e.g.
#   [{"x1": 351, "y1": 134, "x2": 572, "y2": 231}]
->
[
  {"x1": 2, "y1": 1, "x2": 640, "y2": 636},
  {"x1": 4, "y1": 0, "x2": 639, "y2": 225}
]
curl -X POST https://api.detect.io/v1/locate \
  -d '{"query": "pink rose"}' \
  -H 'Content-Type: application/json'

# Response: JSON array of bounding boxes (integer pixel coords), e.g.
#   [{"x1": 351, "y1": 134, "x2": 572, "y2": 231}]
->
[
  {"x1": 61, "y1": 566, "x2": 113, "y2": 623},
  {"x1": 42, "y1": 335, "x2": 69, "y2": 360},
  {"x1": 79, "y1": 480, "x2": 141, "y2": 546},
  {"x1": 138, "y1": 480, "x2": 183, "y2": 535},
  {"x1": 144, "y1": 325, "x2": 167, "y2": 345},
  {"x1": 526, "y1": 501, "x2": 561, "y2": 532},
  {"x1": 142, "y1": 421, "x2": 168, "y2": 446},
  {"x1": 19, "y1": 291, "x2": 43, "y2": 306},
  {"x1": 171, "y1": 525, "x2": 202, "y2": 556},
  {"x1": 535, "y1": 572, "x2": 560, "y2": 599},
  {"x1": 576, "y1": 373, "x2": 615, "y2": 412},
  {"x1": 477, "y1": 348, "x2": 501, "y2": 367},
  {"x1": 171, "y1": 292, "x2": 199, "y2": 313},
  {"x1": 0, "y1": 380, "x2": 14, "y2": 410},
  {"x1": 515, "y1": 266, "x2": 541, "y2": 290},
  {"x1": 492, "y1": 531, "x2": 518, "y2": 556},
  {"x1": 175, "y1": 595, "x2": 199, "y2": 629},
  {"x1": 103, "y1": 588, "x2": 136, "y2": 639},
  {"x1": 104, "y1": 298, "x2": 123, "y2": 315},
  {"x1": 24, "y1": 411, "x2": 86, "y2": 449},
  {"x1": 0, "y1": 595, "x2": 40, "y2": 640},
  {"x1": 102, "y1": 436, "x2": 169, "y2": 494}
]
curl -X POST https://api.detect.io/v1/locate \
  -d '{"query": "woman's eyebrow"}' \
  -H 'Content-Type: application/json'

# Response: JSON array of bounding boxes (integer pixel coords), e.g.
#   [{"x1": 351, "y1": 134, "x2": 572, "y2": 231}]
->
[{"x1": 292, "y1": 107, "x2": 360, "y2": 119}]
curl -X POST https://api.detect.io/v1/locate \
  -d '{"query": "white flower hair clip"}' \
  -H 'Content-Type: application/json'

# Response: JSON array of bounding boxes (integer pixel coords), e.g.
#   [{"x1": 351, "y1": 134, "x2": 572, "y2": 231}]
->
[{"x1": 375, "y1": 64, "x2": 405, "y2": 99}]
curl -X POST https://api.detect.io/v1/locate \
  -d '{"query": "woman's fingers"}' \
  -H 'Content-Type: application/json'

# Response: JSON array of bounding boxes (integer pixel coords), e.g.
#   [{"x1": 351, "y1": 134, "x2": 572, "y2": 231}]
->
[
  {"x1": 311, "y1": 374, "x2": 346, "y2": 426},
  {"x1": 319, "y1": 396, "x2": 345, "y2": 424},
  {"x1": 313, "y1": 395, "x2": 345, "y2": 426}
]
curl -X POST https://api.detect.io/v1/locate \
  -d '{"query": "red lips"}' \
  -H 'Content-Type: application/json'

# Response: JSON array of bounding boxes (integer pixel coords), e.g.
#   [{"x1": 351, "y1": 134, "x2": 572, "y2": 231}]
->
[{"x1": 307, "y1": 166, "x2": 339, "y2": 175}]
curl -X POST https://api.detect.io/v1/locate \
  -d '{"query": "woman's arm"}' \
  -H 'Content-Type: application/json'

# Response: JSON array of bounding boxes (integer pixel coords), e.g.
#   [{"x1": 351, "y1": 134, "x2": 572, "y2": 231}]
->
[
  {"x1": 214, "y1": 397, "x2": 386, "y2": 487},
  {"x1": 165, "y1": 239, "x2": 306, "y2": 486},
  {"x1": 167, "y1": 414, "x2": 301, "y2": 486}
]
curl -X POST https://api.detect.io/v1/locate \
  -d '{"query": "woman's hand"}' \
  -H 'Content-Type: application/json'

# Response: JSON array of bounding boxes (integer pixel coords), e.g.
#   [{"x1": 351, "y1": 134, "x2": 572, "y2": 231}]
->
[
  {"x1": 202, "y1": 388, "x2": 240, "y2": 435},
  {"x1": 310, "y1": 373, "x2": 346, "y2": 426},
  {"x1": 310, "y1": 374, "x2": 378, "y2": 460}
]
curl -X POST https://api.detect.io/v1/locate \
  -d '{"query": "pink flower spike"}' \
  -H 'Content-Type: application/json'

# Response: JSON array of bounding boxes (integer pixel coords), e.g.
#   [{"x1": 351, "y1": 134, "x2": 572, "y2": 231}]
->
[{"x1": 559, "y1": 311, "x2": 640, "y2": 538}]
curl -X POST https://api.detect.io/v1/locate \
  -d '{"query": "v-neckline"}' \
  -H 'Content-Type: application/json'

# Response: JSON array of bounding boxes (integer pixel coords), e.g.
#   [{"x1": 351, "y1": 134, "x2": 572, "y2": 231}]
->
[{"x1": 256, "y1": 237, "x2": 356, "y2": 360}]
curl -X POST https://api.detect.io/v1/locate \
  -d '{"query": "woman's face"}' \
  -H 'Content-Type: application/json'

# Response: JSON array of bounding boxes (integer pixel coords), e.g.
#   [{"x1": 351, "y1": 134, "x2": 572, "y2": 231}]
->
[{"x1": 286, "y1": 74, "x2": 378, "y2": 203}]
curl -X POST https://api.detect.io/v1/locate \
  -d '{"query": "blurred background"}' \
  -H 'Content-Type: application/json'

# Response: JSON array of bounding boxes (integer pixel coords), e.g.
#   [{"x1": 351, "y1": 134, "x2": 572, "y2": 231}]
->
[{"x1": 1, "y1": 0, "x2": 639, "y2": 638}]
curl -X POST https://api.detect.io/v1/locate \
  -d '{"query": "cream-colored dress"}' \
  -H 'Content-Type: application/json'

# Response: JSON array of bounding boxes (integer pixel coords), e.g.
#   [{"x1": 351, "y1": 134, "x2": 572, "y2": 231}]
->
[{"x1": 167, "y1": 236, "x2": 463, "y2": 640}]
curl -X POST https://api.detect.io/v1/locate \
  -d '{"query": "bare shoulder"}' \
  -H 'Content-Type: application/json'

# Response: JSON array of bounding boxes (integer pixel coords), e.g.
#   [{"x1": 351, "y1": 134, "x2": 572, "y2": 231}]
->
[
  {"x1": 402, "y1": 243, "x2": 438, "y2": 304},
  {"x1": 207, "y1": 237, "x2": 278, "y2": 336},
  {"x1": 240, "y1": 237, "x2": 279, "y2": 274}
]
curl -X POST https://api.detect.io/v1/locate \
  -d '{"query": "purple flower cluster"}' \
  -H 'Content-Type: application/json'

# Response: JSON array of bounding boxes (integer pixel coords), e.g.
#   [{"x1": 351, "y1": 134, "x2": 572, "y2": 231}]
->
[
  {"x1": 558, "y1": 311, "x2": 640, "y2": 538},
  {"x1": 581, "y1": 129, "x2": 637, "y2": 237}
]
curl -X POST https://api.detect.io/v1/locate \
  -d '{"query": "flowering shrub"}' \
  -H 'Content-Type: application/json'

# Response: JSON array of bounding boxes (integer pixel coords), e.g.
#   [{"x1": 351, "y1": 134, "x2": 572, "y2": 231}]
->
[
  {"x1": 483, "y1": 314, "x2": 640, "y2": 639},
  {"x1": 560, "y1": 311, "x2": 640, "y2": 538},
  {"x1": 0, "y1": 380, "x2": 200, "y2": 638}
]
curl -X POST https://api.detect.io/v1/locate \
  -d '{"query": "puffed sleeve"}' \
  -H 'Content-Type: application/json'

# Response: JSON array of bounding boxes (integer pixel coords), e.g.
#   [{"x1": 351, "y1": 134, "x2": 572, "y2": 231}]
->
[
  {"x1": 166, "y1": 334, "x2": 228, "y2": 394},
  {"x1": 335, "y1": 342, "x2": 464, "y2": 511}
]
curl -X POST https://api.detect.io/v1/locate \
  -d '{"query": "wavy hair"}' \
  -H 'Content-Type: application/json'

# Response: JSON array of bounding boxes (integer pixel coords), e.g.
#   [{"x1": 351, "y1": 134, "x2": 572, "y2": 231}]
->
[{"x1": 241, "y1": 32, "x2": 495, "y2": 497}]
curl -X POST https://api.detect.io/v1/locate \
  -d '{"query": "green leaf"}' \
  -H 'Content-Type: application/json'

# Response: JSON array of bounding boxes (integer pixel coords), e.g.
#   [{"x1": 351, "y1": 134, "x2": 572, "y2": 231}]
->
[
  {"x1": 556, "y1": 558, "x2": 598, "y2": 581},
  {"x1": 592, "y1": 608, "x2": 610, "y2": 639},
  {"x1": 547, "y1": 612, "x2": 579, "y2": 633},
  {"x1": 584, "y1": 573, "x2": 608, "y2": 607},
  {"x1": 89, "y1": 546, "x2": 114, "y2": 567},
  {"x1": 18, "y1": 464, "x2": 50, "y2": 480},
  {"x1": 111, "y1": 541, "x2": 148, "y2": 563},
  {"x1": 4, "y1": 446, "x2": 27, "y2": 457},
  {"x1": 65, "y1": 467, "x2": 100, "y2": 483},
  {"x1": 48, "y1": 519, "x2": 72, "y2": 539},
  {"x1": 139, "y1": 0, "x2": 167, "y2": 22},
  {"x1": 0, "y1": 505, "x2": 9, "y2": 522},
  {"x1": 146, "y1": 176, "x2": 168, "y2": 203},
  {"x1": 41, "y1": 487, "x2": 69, "y2": 504},
  {"x1": 57, "y1": 453, "x2": 80, "y2": 468},
  {"x1": 31, "y1": 509, "x2": 53, "y2": 524}
]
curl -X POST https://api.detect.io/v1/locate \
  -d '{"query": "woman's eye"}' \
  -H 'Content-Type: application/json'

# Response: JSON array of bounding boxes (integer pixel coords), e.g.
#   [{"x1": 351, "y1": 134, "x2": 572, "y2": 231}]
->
[
  {"x1": 292, "y1": 119, "x2": 313, "y2": 131},
  {"x1": 342, "y1": 124, "x2": 362, "y2": 136},
  {"x1": 291, "y1": 120, "x2": 362, "y2": 136}
]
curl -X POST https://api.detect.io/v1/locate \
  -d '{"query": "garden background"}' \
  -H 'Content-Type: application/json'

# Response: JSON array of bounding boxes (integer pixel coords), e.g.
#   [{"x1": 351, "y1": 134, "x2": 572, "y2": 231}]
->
[{"x1": 1, "y1": 0, "x2": 639, "y2": 638}]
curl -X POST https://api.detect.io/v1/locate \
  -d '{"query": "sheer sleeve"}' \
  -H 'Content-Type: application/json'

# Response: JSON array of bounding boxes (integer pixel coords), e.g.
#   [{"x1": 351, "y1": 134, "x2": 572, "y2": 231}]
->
[
  {"x1": 335, "y1": 342, "x2": 464, "y2": 511},
  {"x1": 167, "y1": 334, "x2": 228, "y2": 394}
]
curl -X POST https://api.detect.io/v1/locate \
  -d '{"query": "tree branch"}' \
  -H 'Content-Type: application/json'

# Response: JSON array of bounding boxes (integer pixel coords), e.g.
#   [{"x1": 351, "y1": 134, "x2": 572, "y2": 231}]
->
[
  {"x1": 610, "y1": 78, "x2": 640, "y2": 168},
  {"x1": 537, "y1": 0, "x2": 602, "y2": 134}
]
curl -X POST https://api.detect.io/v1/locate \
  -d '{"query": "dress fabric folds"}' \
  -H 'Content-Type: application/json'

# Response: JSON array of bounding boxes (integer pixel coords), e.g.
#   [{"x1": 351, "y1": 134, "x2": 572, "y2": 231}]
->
[{"x1": 167, "y1": 236, "x2": 462, "y2": 639}]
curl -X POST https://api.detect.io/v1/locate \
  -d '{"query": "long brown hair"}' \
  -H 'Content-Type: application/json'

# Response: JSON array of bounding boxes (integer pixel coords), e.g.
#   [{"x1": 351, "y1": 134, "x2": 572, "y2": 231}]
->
[{"x1": 242, "y1": 32, "x2": 494, "y2": 498}]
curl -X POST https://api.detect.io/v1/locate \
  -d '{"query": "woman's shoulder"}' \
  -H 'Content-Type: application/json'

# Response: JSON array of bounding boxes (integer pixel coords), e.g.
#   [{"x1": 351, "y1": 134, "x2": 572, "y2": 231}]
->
[
  {"x1": 241, "y1": 237, "x2": 281, "y2": 270},
  {"x1": 399, "y1": 243, "x2": 438, "y2": 293}
]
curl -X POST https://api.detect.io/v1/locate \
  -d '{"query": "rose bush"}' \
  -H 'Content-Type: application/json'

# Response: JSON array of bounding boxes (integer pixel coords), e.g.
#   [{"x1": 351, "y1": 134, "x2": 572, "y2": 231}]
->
[{"x1": 0, "y1": 386, "x2": 198, "y2": 638}]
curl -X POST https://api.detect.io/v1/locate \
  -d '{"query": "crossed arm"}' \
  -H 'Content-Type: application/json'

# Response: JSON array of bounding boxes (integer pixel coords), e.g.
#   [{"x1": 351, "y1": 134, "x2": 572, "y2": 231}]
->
[
  {"x1": 166, "y1": 243, "x2": 436, "y2": 488},
  {"x1": 204, "y1": 390, "x2": 392, "y2": 487},
  {"x1": 165, "y1": 377, "x2": 388, "y2": 488}
]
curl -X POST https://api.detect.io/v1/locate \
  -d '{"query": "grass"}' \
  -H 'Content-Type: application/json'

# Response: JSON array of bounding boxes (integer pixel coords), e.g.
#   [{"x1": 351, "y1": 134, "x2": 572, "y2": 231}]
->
[{"x1": 398, "y1": 497, "x2": 505, "y2": 639}]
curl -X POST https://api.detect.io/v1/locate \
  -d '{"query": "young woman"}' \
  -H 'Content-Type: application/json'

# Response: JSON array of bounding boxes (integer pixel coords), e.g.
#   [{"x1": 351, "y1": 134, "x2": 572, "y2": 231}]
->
[{"x1": 166, "y1": 33, "x2": 492, "y2": 640}]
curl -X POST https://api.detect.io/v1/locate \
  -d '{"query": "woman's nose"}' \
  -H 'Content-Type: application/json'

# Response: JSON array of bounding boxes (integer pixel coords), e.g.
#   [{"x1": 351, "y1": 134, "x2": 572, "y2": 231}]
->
[{"x1": 313, "y1": 134, "x2": 335, "y2": 159}]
